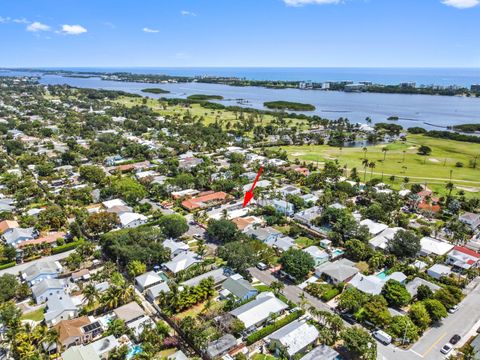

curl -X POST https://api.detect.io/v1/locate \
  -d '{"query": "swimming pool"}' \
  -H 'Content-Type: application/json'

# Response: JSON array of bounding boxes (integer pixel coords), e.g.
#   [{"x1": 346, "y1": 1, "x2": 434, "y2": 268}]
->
[
  {"x1": 127, "y1": 345, "x2": 142, "y2": 359},
  {"x1": 331, "y1": 249, "x2": 344, "y2": 258},
  {"x1": 376, "y1": 270, "x2": 388, "y2": 280}
]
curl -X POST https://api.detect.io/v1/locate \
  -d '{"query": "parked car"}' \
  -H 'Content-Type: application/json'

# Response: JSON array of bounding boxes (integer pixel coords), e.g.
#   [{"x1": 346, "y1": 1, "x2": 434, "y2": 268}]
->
[
  {"x1": 449, "y1": 305, "x2": 459, "y2": 314},
  {"x1": 440, "y1": 343, "x2": 453, "y2": 355},
  {"x1": 373, "y1": 330, "x2": 392, "y2": 345},
  {"x1": 450, "y1": 334, "x2": 461, "y2": 345},
  {"x1": 341, "y1": 313, "x2": 356, "y2": 325},
  {"x1": 256, "y1": 262, "x2": 268, "y2": 271}
]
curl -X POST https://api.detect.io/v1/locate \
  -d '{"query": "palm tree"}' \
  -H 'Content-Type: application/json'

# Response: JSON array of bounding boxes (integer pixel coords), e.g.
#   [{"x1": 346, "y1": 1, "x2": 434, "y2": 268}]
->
[
  {"x1": 362, "y1": 147, "x2": 368, "y2": 160},
  {"x1": 382, "y1": 147, "x2": 388, "y2": 161},
  {"x1": 368, "y1": 161, "x2": 376, "y2": 179},
  {"x1": 82, "y1": 284, "x2": 99, "y2": 311},
  {"x1": 270, "y1": 281, "x2": 285, "y2": 295},
  {"x1": 446, "y1": 181, "x2": 455, "y2": 198},
  {"x1": 362, "y1": 158, "x2": 369, "y2": 182}
]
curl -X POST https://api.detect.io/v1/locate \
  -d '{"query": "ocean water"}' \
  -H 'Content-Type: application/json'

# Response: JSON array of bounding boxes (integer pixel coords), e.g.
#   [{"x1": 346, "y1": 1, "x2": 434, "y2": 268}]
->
[
  {"x1": 2, "y1": 68, "x2": 480, "y2": 129},
  {"x1": 2, "y1": 67, "x2": 480, "y2": 87}
]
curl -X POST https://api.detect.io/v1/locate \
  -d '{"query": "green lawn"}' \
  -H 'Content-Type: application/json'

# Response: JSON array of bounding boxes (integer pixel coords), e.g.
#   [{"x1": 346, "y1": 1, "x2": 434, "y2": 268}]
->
[
  {"x1": 274, "y1": 134, "x2": 480, "y2": 196},
  {"x1": 294, "y1": 236, "x2": 318, "y2": 249},
  {"x1": 21, "y1": 307, "x2": 45, "y2": 322},
  {"x1": 252, "y1": 354, "x2": 277, "y2": 360}
]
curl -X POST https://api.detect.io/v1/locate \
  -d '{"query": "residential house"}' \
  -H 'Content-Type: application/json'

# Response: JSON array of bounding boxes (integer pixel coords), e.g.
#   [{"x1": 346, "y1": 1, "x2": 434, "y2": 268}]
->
[
  {"x1": 88, "y1": 335, "x2": 119, "y2": 359},
  {"x1": 419, "y1": 237, "x2": 455, "y2": 257},
  {"x1": 242, "y1": 180, "x2": 271, "y2": 192},
  {"x1": 62, "y1": 345, "x2": 101, "y2": 360},
  {"x1": 293, "y1": 207, "x2": 322, "y2": 228},
  {"x1": 229, "y1": 292, "x2": 288, "y2": 329},
  {"x1": 268, "y1": 319, "x2": 319, "y2": 359},
  {"x1": 446, "y1": 246, "x2": 480, "y2": 271},
  {"x1": 265, "y1": 235, "x2": 296, "y2": 252},
  {"x1": 348, "y1": 273, "x2": 384, "y2": 295},
  {"x1": 162, "y1": 251, "x2": 201, "y2": 274},
  {"x1": 54, "y1": 317, "x2": 102, "y2": 349},
  {"x1": 145, "y1": 282, "x2": 171, "y2": 303},
  {"x1": 44, "y1": 294, "x2": 78, "y2": 326},
  {"x1": 258, "y1": 199, "x2": 295, "y2": 216},
  {"x1": 427, "y1": 264, "x2": 452, "y2": 280},
  {"x1": 135, "y1": 271, "x2": 164, "y2": 292},
  {"x1": 181, "y1": 268, "x2": 227, "y2": 289},
  {"x1": 231, "y1": 216, "x2": 264, "y2": 232},
  {"x1": 22, "y1": 261, "x2": 63, "y2": 286},
  {"x1": 113, "y1": 302, "x2": 145, "y2": 324},
  {"x1": 245, "y1": 227, "x2": 282, "y2": 244},
  {"x1": 278, "y1": 185, "x2": 302, "y2": 197},
  {"x1": 369, "y1": 227, "x2": 402, "y2": 251},
  {"x1": 459, "y1": 212, "x2": 480, "y2": 231},
  {"x1": 360, "y1": 219, "x2": 388, "y2": 237},
  {"x1": 162, "y1": 239, "x2": 190, "y2": 257},
  {"x1": 300, "y1": 345, "x2": 339, "y2": 360},
  {"x1": 181, "y1": 191, "x2": 228, "y2": 211},
  {"x1": 221, "y1": 274, "x2": 258, "y2": 301},
  {"x1": 0, "y1": 219, "x2": 19, "y2": 234},
  {"x1": 206, "y1": 334, "x2": 238, "y2": 360},
  {"x1": 127, "y1": 315, "x2": 154, "y2": 340},
  {"x1": 405, "y1": 277, "x2": 441, "y2": 298},
  {"x1": 315, "y1": 259, "x2": 359, "y2": 285},
  {"x1": 31, "y1": 278, "x2": 67, "y2": 304},
  {"x1": 101, "y1": 198, "x2": 127, "y2": 210},
  {"x1": 3, "y1": 227, "x2": 35, "y2": 247},
  {"x1": 118, "y1": 212, "x2": 148, "y2": 228},
  {"x1": 303, "y1": 246, "x2": 329, "y2": 267}
]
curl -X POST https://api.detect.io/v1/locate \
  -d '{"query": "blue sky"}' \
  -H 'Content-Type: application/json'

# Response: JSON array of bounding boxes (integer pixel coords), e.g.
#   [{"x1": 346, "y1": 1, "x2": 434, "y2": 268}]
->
[{"x1": 1, "y1": 0, "x2": 479, "y2": 68}]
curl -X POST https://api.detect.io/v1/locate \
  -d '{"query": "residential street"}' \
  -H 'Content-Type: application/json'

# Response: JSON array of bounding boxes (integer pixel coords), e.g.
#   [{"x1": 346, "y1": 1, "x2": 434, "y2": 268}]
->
[
  {"x1": 249, "y1": 267, "x2": 480, "y2": 360},
  {"x1": 0, "y1": 250, "x2": 75, "y2": 276}
]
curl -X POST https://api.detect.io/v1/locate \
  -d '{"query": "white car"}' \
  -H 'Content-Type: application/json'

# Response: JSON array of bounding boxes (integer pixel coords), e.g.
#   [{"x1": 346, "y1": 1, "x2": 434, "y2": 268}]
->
[
  {"x1": 440, "y1": 343, "x2": 453, "y2": 355},
  {"x1": 448, "y1": 305, "x2": 459, "y2": 314}
]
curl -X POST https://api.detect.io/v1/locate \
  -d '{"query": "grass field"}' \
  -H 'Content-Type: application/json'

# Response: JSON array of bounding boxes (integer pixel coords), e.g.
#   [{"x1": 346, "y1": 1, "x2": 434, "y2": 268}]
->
[
  {"x1": 115, "y1": 96, "x2": 310, "y2": 130},
  {"x1": 274, "y1": 134, "x2": 480, "y2": 196},
  {"x1": 21, "y1": 307, "x2": 45, "y2": 322}
]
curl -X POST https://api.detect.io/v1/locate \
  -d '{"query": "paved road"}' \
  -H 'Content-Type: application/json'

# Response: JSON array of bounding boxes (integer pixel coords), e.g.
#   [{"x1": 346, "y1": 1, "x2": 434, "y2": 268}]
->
[
  {"x1": 0, "y1": 250, "x2": 75, "y2": 276},
  {"x1": 248, "y1": 267, "x2": 331, "y2": 313},
  {"x1": 249, "y1": 267, "x2": 480, "y2": 360}
]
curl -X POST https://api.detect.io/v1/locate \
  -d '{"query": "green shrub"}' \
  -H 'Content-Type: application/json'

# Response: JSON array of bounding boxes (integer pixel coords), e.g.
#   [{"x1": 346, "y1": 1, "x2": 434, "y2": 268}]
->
[
  {"x1": 52, "y1": 240, "x2": 83, "y2": 254},
  {"x1": 246, "y1": 310, "x2": 303, "y2": 345},
  {"x1": 0, "y1": 262, "x2": 15, "y2": 270}
]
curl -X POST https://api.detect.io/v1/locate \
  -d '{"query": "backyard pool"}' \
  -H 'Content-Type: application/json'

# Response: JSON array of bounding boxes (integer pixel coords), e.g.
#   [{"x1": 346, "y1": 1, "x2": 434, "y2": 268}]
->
[
  {"x1": 376, "y1": 270, "x2": 388, "y2": 280},
  {"x1": 127, "y1": 345, "x2": 142, "y2": 359},
  {"x1": 331, "y1": 249, "x2": 344, "y2": 258}
]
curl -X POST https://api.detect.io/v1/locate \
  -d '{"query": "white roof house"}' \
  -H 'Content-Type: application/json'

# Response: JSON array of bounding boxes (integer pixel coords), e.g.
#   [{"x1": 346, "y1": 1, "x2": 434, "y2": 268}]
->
[
  {"x1": 360, "y1": 219, "x2": 388, "y2": 237},
  {"x1": 348, "y1": 273, "x2": 384, "y2": 295},
  {"x1": 102, "y1": 198, "x2": 127, "y2": 209},
  {"x1": 229, "y1": 292, "x2": 288, "y2": 329},
  {"x1": 118, "y1": 212, "x2": 148, "y2": 228},
  {"x1": 427, "y1": 264, "x2": 452, "y2": 280},
  {"x1": 419, "y1": 237, "x2": 454, "y2": 256},
  {"x1": 242, "y1": 180, "x2": 271, "y2": 192},
  {"x1": 268, "y1": 319, "x2": 319, "y2": 357},
  {"x1": 162, "y1": 251, "x2": 200, "y2": 274},
  {"x1": 369, "y1": 227, "x2": 402, "y2": 250},
  {"x1": 135, "y1": 271, "x2": 164, "y2": 292},
  {"x1": 162, "y1": 239, "x2": 189, "y2": 257}
]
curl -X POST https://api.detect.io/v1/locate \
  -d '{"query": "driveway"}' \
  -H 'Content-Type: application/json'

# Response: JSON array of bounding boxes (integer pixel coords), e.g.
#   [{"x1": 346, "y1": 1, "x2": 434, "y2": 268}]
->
[
  {"x1": 0, "y1": 250, "x2": 75, "y2": 276},
  {"x1": 248, "y1": 267, "x2": 332, "y2": 313}
]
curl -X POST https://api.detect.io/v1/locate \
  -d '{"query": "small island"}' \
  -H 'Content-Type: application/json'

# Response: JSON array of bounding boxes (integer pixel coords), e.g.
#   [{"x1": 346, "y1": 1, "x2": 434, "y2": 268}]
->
[
  {"x1": 141, "y1": 88, "x2": 170, "y2": 94},
  {"x1": 450, "y1": 124, "x2": 480, "y2": 133},
  {"x1": 187, "y1": 94, "x2": 224, "y2": 101},
  {"x1": 263, "y1": 101, "x2": 316, "y2": 111},
  {"x1": 387, "y1": 116, "x2": 399, "y2": 121}
]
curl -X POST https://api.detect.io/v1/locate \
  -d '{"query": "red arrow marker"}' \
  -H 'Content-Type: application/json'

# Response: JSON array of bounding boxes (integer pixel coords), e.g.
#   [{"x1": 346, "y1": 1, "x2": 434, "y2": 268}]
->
[{"x1": 243, "y1": 166, "x2": 263, "y2": 208}]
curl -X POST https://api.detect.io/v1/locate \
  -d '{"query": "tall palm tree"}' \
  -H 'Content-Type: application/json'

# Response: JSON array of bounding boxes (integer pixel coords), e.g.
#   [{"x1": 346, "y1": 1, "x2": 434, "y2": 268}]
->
[
  {"x1": 362, "y1": 158, "x2": 369, "y2": 182},
  {"x1": 82, "y1": 284, "x2": 99, "y2": 311},
  {"x1": 382, "y1": 147, "x2": 388, "y2": 161},
  {"x1": 362, "y1": 147, "x2": 368, "y2": 160},
  {"x1": 446, "y1": 181, "x2": 455, "y2": 198},
  {"x1": 368, "y1": 161, "x2": 376, "y2": 179}
]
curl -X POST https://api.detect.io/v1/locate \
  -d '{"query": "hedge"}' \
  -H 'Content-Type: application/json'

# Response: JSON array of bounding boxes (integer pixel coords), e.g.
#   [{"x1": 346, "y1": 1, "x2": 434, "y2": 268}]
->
[
  {"x1": 52, "y1": 240, "x2": 83, "y2": 254},
  {"x1": 246, "y1": 310, "x2": 304, "y2": 345},
  {"x1": 321, "y1": 288, "x2": 340, "y2": 302},
  {"x1": 0, "y1": 262, "x2": 15, "y2": 270}
]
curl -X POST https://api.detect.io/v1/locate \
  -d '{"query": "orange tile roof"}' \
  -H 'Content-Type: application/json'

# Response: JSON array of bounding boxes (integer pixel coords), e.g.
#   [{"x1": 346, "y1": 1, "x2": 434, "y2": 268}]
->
[
  {"x1": 18, "y1": 232, "x2": 66, "y2": 248},
  {"x1": 182, "y1": 191, "x2": 228, "y2": 210},
  {"x1": 232, "y1": 217, "x2": 257, "y2": 230},
  {"x1": 0, "y1": 220, "x2": 19, "y2": 234},
  {"x1": 54, "y1": 316, "x2": 91, "y2": 345}
]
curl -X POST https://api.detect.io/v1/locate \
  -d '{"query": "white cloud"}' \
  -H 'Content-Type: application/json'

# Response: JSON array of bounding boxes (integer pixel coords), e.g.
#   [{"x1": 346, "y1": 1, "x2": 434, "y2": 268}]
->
[
  {"x1": 283, "y1": 0, "x2": 340, "y2": 6},
  {"x1": 143, "y1": 27, "x2": 159, "y2": 33},
  {"x1": 181, "y1": 10, "x2": 197, "y2": 16},
  {"x1": 442, "y1": 0, "x2": 480, "y2": 8},
  {"x1": 26, "y1": 21, "x2": 50, "y2": 32},
  {"x1": 59, "y1": 24, "x2": 87, "y2": 35}
]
